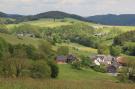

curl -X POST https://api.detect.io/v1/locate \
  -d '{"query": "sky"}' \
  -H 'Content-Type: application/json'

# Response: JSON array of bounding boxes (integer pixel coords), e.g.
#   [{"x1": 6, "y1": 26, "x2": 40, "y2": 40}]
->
[{"x1": 0, "y1": 0, "x2": 134, "y2": 16}]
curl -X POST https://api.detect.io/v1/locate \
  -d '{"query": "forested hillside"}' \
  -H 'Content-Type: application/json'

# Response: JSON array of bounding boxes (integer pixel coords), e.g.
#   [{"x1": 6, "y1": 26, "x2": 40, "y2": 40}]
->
[{"x1": 87, "y1": 14, "x2": 135, "y2": 26}]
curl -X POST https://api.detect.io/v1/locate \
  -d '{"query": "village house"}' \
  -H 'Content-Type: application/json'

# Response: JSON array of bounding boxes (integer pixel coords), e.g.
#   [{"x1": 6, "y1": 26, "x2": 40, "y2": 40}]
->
[
  {"x1": 55, "y1": 54, "x2": 77, "y2": 64},
  {"x1": 91, "y1": 55, "x2": 124, "y2": 73},
  {"x1": 16, "y1": 32, "x2": 35, "y2": 38}
]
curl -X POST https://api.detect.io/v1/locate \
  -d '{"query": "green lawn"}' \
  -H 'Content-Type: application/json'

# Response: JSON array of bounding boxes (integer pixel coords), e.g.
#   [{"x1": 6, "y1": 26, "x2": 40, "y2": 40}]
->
[{"x1": 58, "y1": 64, "x2": 116, "y2": 81}]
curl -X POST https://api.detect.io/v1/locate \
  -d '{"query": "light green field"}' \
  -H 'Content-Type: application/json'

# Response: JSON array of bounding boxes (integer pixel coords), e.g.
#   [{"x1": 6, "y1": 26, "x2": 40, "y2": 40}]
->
[
  {"x1": 57, "y1": 43, "x2": 97, "y2": 56},
  {"x1": 58, "y1": 64, "x2": 115, "y2": 80},
  {"x1": 7, "y1": 19, "x2": 71, "y2": 28},
  {"x1": 0, "y1": 33, "x2": 44, "y2": 47},
  {"x1": 7, "y1": 18, "x2": 87, "y2": 28}
]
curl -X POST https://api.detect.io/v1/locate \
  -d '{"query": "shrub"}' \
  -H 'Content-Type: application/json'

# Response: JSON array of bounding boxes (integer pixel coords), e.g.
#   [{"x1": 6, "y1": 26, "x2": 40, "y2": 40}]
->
[
  {"x1": 49, "y1": 61, "x2": 59, "y2": 78},
  {"x1": 0, "y1": 24, "x2": 8, "y2": 33},
  {"x1": 0, "y1": 37, "x2": 9, "y2": 60},
  {"x1": 97, "y1": 44, "x2": 110, "y2": 55},
  {"x1": 30, "y1": 60, "x2": 51, "y2": 79},
  {"x1": 122, "y1": 42, "x2": 135, "y2": 56},
  {"x1": 92, "y1": 65, "x2": 107, "y2": 73},
  {"x1": 117, "y1": 73, "x2": 129, "y2": 82},
  {"x1": 71, "y1": 61, "x2": 82, "y2": 70},
  {"x1": 81, "y1": 56, "x2": 92, "y2": 68},
  {"x1": 110, "y1": 46, "x2": 121, "y2": 57}
]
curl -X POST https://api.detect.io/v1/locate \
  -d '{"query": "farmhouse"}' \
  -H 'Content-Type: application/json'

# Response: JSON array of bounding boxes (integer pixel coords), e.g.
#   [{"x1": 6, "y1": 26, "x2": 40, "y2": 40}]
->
[
  {"x1": 55, "y1": 54, "x2": 77, "y2": 64},
  {"x1": 55, "y1": 55, "x2": 67, "y2": 64}
]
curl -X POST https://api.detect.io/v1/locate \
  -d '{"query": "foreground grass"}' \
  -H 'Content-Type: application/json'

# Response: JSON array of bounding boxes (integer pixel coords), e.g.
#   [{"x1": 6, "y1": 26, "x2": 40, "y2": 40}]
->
[
  {"x1": 0, "y1": 46, "x2": 132, "y2": 89},
  {"x1": 0, "y1": 65, "x2": 135, "y2": 89},
  {"x1": 0, "y1": 78, "x2": 135, "y2": 89}
]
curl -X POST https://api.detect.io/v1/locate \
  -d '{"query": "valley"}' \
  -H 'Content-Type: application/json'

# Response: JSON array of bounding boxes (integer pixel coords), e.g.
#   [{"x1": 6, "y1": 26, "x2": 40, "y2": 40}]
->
[{"x1": 0, "y1": 11, "x2": 135, "y2": 89}]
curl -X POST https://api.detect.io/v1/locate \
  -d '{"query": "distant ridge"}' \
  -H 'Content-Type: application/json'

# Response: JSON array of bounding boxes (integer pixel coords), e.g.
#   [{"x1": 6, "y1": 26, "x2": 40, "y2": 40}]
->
[
  {"x1": 2, "y1": 11, "x2": 135, "y2": 26},
  {"x1": 28, "y1": 11, "x2": 91, "y2": 22},
  {"x1": 0, "y1": 12, "x2": 23, "y2": 19},
  {"x1": 86, "y1": 14, "x2": 135, "y2": 26},
  {"x1": 0, "y1": 11, "x2": 93, "y2": 23}
]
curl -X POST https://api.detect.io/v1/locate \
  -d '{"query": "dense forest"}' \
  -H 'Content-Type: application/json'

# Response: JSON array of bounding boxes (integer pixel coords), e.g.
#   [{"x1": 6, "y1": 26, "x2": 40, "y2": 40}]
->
[{"x1": 87, "y1": 14, "x2": 135, "y2": 26}]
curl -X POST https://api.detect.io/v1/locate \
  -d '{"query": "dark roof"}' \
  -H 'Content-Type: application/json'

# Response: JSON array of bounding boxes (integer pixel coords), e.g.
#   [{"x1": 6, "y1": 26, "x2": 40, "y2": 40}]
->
[{"x1": 56, "y1": 56, "x2": 67, "y2": 61}]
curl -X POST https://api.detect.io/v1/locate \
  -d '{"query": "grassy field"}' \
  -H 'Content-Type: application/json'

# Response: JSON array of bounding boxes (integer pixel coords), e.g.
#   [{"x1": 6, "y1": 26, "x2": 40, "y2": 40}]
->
[
  {"x1": 58, "y1": 64, "x2": 115, "y2": 80},
  {"x1": 0, "y1": 33, "x2": 45, "y2": 47},
  {"x1": 7, "y1": 19, "x2": 69, "y2": 28},
  {"x1": 7, "y1": 18, "x2": 96, "y2": 29},
  {"x1": 57, "y1": 43, "x2": 97, "y2": 56},
  {"x1": 0, "y1": 65, "x2": 135, "y2": 89},
  {"x1": 1, "y1": 79, "x2": 135, "y2": 89}
]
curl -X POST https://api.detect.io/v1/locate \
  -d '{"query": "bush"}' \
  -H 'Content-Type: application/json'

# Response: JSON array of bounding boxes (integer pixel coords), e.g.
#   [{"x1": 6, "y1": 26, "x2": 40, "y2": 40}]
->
[
  {"x1": 81, "y1": 56, "x2": 92, "y2": 68},
  {"x1": 0, "y1": 37, "x2": 9, "y2": 60},
  {"x1": 71, "y1": 61, "x2": 82, "y2": 70},
  {"x1": 97, "y1": 44, "x2": 110, "y2": 55},
  {"x1": 117, "y1": 73, "x2": 128, "y2": 82},
  {"x1": 110, "y1": 46, "x2": 121, "y2": 57},
  {"x1": 49, "y1": 61, "x2": 59, "y2": 78},
  {"x1": 123, "y1": 42, "x2": 135, "y2": 56},
  {"x1": 30, "y1": 60, "x2": 51, "y2": 78},
  {"x1": 0, "y1": 24, "x2": 8, "y2": 33},
  {"x1": 92, "y1": 65, "x2": 107, "y2": 73}
]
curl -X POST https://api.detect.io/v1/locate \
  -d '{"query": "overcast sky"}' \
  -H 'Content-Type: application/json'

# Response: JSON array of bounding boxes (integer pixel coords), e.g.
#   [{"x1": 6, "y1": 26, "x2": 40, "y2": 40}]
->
[{"x1": 0, "y1": 0, "x2": 134, "y2": 16}]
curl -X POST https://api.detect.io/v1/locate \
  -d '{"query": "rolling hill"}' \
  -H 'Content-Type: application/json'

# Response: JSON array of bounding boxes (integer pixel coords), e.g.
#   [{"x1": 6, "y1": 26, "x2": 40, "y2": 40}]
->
[
  {"x1": 87, "y1": 14, "x2": 135, "y2": 26},
  {"x1": 0, "y1": 11, "x2": 92, "y2": 23},
  {"x1": 0, "y1": 12, "x2": 23, "y2": 19},
  {"x1": 32, "y1": 11, "x2": 90, "y2": 22}
]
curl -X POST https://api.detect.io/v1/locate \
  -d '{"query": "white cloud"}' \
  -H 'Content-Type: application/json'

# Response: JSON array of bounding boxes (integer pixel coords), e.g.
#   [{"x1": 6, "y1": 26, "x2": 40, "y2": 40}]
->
[{"x1": 0, "y1": 0, "x2": 135, "y2": 16}]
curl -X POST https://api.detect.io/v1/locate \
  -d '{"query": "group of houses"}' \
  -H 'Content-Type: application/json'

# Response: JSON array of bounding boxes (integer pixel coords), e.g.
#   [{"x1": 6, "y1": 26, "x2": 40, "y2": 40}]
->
[
  {"x1": 55, "y1": 54, "x2": 125, "y2": 74},
  {"x1": 91, "y1": 55, "x2": 125, "y2": 73}
]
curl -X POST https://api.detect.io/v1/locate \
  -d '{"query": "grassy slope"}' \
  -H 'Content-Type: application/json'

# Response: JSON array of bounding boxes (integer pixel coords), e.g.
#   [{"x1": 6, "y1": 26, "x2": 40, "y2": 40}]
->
[
  {"x1": 57, "y1": 43, "x2": 97, "y2": 56},
  {"x1": 0, "y1": 33, "x2": 43, "y2": 47},
  {"x1": 58, "y1": 64, "x2": 115, "y2": 80},
  {"x1": 7, "y1": 18, "x2": 81, "y2": 28}
]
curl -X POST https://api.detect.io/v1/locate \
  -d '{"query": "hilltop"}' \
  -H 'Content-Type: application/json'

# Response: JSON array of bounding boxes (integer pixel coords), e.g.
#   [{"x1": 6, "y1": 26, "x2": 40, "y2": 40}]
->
[{"x1": 0, "y1": 11, "x2": 92, "y2": 23}]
